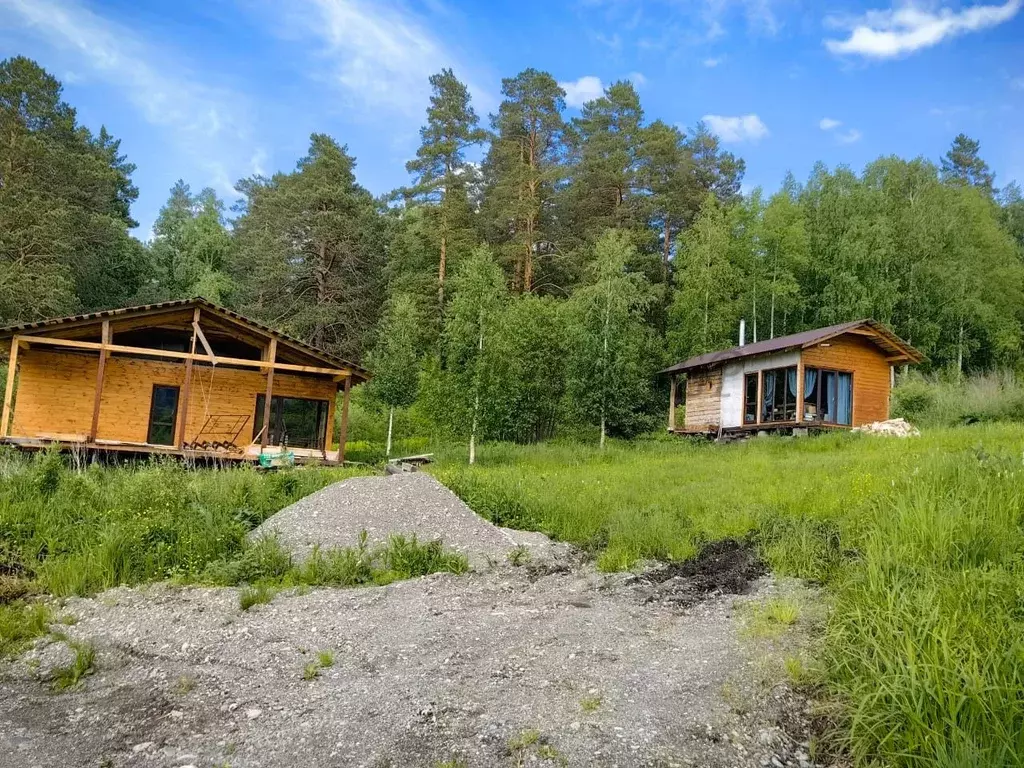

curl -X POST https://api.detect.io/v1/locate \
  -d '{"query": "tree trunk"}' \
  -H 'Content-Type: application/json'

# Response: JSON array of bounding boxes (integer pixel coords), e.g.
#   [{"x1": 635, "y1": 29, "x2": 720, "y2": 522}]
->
[
  {"x1": 470, "y1": 319, "x2": 484, "y2": 465},
  {"x1": 438, "y1": 232, "x2": 447, "y2": 307},
  {"x1": 600, "y1": 410, "x2": 606, "y2": 450},
  {"x1": 662, "y1": 221, "x2": 671, "y2": 286},
  {"x1": 386, "y1": 406, "x2": 394, "y2": 459},
  {"x1": 601, "y1": 282, "x2": 611, "y2": 450},
  {"x1": 957, "y1": 320, "x2": 965, "y2": 380}
]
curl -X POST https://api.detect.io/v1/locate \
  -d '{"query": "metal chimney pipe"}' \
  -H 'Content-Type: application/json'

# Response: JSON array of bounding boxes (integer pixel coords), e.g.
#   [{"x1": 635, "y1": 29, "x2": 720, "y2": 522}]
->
[{"x1": 739, "y1": 319, "x2": 746, "y2": 347}]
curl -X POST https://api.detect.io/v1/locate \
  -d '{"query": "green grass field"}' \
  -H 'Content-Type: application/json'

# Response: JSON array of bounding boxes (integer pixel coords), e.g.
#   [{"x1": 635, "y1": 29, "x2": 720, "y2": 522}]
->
[{"x1": 434, "y1": 425, "x2": 1024, "y2": 768}]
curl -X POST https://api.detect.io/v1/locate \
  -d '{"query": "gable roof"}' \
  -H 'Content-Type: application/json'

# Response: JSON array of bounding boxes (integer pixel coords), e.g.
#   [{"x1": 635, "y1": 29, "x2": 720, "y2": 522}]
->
[
  {"x1": 0, "y1": 298, "x2": 369, "y2": 382},
  {"x1": 660, "y1": 319, "x2": 924, "y2": 375}
]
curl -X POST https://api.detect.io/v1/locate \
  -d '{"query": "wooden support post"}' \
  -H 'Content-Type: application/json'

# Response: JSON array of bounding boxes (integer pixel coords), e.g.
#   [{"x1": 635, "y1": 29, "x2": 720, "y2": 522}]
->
[
  {"x1": 755, "y1": 370, "x2": 763, "y2": 426},
  {"x1": 177, "y1": 308, "x2": 200, "y2": 448},
  {"x1": 668, "y1": 375, "x2": 677, "y2": 431},
  {"x1": 261, "y1": 338, "x2": 277, "y2": 451},
  {"x1": 795, "y1": 358, "x2": 804, "y2": 424},
  {"x1": 89, "y1": 320, "x2": 111, "y2": 442},
  {"x1": 337, "y1": 375, "x2": 351, "y2": 464},
  {"x1": 323, "y1": 386, "x2": 337, "y2": 460},
  {"x1": 1, "y1": 336, "x2": 19, "y2": 438}
]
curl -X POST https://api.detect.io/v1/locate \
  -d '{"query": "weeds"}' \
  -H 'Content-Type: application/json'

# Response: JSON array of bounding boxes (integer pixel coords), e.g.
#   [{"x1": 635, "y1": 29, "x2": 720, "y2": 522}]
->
[
  {"x1": 579, "y1": 695, "x2": 602, "y2": 713},
  {"x1": 302, "y1": 661, "x2": 320, "y2": 681},
  {"x1": 239, "y1": 584, "x2": 274, "y2": 611},
  {"x1": 52, "y1": 641, "x2": 95, "y2": 690},
  {"x1": 317, "y1": 649, "x2": 334, "y2": 668},
  {"x1": 0, "y1": 601, "x2": 51, "y2": 658}
]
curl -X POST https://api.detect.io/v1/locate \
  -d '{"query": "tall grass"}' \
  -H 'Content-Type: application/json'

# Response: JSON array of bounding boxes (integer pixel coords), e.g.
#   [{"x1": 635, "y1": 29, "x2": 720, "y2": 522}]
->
[
  {"x1": 893, "y1": 370, "x2": 1024, "y2": 427},
  {"x1": 434, "y1": 425, "x2": 1024, "y2": 767},
  {"x1": 0, "y1": 448, "x2": 366, "y2": 595}
]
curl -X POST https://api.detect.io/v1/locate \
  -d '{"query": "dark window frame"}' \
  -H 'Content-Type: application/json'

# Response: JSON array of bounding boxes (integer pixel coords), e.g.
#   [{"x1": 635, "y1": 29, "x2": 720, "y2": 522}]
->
[
  {"x1": 253, "y1": 394, "x2": 330, "y2": 450},
  {"x1": 147, "y1": 385, "x2": 180, "y2": 446},
  {"x1": 761, "y1": 366, "x2": 798, "y2": 423},
  {"x1": 802, "y1": 366, "x2": 854, "y2": 426},
  {"x1": 743, "y1": 372, "x2": 758, "y2": 424}
]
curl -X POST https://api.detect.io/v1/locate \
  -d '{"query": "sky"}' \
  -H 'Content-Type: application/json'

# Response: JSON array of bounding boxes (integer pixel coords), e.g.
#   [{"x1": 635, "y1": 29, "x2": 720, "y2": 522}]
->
[{"x1": 1, "y1": 0, "x2": 1022, "y2": 237}]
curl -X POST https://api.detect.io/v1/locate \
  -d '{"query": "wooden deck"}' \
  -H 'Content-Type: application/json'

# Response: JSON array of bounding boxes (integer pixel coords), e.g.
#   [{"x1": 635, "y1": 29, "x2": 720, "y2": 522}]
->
[
  {"x1": 669, "y1": 421, "x2": 850, "y2": 439},
  {"x1": 0, "y1": 436, "x2": 341, "y2": 466}
]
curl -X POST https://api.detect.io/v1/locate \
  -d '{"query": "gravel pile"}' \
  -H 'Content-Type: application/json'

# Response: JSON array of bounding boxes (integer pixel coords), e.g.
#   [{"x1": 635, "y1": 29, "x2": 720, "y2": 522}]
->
[{"x1": 250, "y1": 472, "x2": 563, "y2": 569}]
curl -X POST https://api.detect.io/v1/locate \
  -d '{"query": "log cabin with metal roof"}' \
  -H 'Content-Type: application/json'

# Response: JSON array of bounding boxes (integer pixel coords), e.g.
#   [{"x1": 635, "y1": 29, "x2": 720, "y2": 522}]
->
[
  {"x1": 0, "y1": 298, "x2": 369, "y2": 464},
  {"x1": 662, "y1": 319, "x2": 924, "y2": 437}
]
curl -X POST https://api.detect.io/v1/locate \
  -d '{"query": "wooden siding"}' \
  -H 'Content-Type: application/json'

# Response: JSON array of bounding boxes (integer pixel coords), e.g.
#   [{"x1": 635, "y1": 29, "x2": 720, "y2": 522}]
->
[
  {"x1": 684, "y1": 368, "x2": 722, "y2": 429},
  {"x1": 801, "y1": 333, "x2": 891, "y2": 426},
  {"x1": 11, "y1": 349, "x2": 337, "y2": 446}
]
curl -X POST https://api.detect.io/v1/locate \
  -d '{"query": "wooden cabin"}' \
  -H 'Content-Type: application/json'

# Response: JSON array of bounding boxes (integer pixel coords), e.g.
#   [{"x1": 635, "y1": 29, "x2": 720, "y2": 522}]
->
[
  {"x1": 0, "y1": 299, "x2": 369, "y2": 464},
  {"x1": 662, "y1": 320, "x2": 923, "y2": 436}
]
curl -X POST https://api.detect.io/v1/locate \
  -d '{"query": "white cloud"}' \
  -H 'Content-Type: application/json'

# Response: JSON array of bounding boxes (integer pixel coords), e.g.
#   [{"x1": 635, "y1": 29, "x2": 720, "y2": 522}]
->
[
  {"x1": 703, "y1": 56, "x2": 725, "y2": 67},
  {"x1": 837, "y1": 128, "x2": 863, "y2": 144},
  {"x1": 825, "y1": 0, "x2": 1022, "y2": 60},
  {"x1": 0, "y1": 0, "x2": 263, "y2": 200},
  {"x1": 628, "y1": 71, "x2": 648, "y2": 87},
  {"x1": 560, "y1": 75, "x2": 606, "y2": 107},
  {"x1": 285, "y1": 0, "x2": 491, "y2": 119},
  {"x1": 702, "y1": 113, "x2": 769, "y2": 143},
  {"x1": 819, "y1": 117, "x2": 842, "y2": 130}
]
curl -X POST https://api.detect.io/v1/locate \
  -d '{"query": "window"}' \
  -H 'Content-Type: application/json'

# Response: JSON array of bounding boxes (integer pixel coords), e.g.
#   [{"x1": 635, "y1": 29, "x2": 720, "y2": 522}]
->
[
  {"x1": 802, "y1": 368, "x2": 852, "y2": 426},
  {"x1": 254, "y1": 395, "x2": 330, "y2": 450},
  {"x1": 762, "y1": 366, "x2": 798, "y2": 422},
  {"x1": 743, "y1": 373, "x2": 758, "y2": 424},
  {"x1": 147, "y1": 385, "x2": 180, "y2": 445}
]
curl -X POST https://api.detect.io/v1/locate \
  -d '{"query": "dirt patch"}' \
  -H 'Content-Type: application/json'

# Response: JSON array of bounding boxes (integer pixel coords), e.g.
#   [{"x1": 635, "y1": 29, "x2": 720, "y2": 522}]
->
[{"x1": 632, "y1": 539, "x2": 768, "y2": 607}]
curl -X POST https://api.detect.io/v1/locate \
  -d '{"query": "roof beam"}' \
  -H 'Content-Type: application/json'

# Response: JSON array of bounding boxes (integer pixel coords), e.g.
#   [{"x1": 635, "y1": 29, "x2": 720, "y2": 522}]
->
[{"x1": 16, "y1": 335, "x2": 350, "y2": 378}]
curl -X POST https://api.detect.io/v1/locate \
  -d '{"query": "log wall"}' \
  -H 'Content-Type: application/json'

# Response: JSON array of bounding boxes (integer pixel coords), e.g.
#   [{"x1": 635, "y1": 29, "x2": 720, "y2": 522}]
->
[
  {"x1": 11, "y1": 349, "x2": 337, "y2": 446},
  {"x1": 683, "y1": 368, "x2": 723, "y2": 429},
  {"x1": 801, "y1": 333, "x2": 891, "y2": 426}
]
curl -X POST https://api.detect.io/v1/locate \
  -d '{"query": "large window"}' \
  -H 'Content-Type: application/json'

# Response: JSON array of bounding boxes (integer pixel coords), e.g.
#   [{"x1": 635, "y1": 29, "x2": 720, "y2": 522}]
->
[
  {"x1": 762, "y1": 366, "x2": 798, "y2": 422},
  {"x1": 743, "y1": 373, "x2": 758, "y2": 424},
  {"x1": 147, "y1": 385, "x2": 180, "y2": 445},
  {"x1": 254, "y1": 395, "x2": 330, "y2": 450},
  {"x1": 802, "y1": 368, "x2": 852, "y2": 426}
]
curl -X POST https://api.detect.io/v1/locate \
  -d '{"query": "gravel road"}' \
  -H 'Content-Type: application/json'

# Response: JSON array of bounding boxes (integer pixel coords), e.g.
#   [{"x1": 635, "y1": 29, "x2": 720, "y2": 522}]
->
[
  {"x1": 251, "y1": 473, "x2": 564, "y2": 569},
  {"x1": 0, "y1": 565, "x2": 817, "y2": 768}
]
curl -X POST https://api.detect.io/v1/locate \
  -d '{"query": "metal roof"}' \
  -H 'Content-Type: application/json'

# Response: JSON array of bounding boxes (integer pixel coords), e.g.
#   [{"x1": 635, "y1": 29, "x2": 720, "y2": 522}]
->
[
  {"x1": 660, "y1": 319, "x2": 924, "y2": 375},
  {"x1": 0, "y1": 297, "x2": 370, "y2": 381}
]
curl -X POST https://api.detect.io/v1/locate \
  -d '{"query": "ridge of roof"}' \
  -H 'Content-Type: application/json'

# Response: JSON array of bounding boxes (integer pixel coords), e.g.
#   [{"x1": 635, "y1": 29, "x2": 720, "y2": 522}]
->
[
  {"x1": 659, "y1": 319, "x2": 923, "y2": 374},
  {"x1": 0, "y1": 297, "x2": 369, "y2": 381}
]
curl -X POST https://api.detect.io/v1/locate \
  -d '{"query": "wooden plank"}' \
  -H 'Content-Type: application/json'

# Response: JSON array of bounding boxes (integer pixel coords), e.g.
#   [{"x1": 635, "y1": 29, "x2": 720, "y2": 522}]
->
[
  {"x1": 176, "y1": 308, "x2": 200, "y2": 447},
  {"x1": 261, "y1": 338, "x2": 277, "y2": 451},
  {"x1": 795, "y1": 358, "x2": 803, "y2": 424},
  {"x1": 1, "y1": 336, "x2": 19, "y2": 437},
  {"x1": 338, "y1": 375, "x2": 352, "y2": 464},
  {"x1": 88, "y1": 320, "x2": 111, "y2": 441},
  {"x1": 668, "y1": 375, "x2": 676, "y2": 430},
  {"x1": 17, "y1": 336, "x2": 350, "y2": 377},
  {"x1": 755, "y1": 369, "x2": 763, "y2": 425},
  {"x1": 324, "y1": 385, "x2": 337, "y2": 458},
  {"x1": 192, "y1": 320, "x2": 217, "y2": 364}
]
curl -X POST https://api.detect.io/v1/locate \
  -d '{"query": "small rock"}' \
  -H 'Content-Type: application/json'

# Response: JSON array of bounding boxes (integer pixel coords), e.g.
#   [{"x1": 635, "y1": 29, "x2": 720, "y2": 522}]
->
[
  {"x1": 245, "y1": 708, "x2": 262, "y2": 720},
  {"x1": 132, "y1": 742, "x2": 155, "y2": 753}
]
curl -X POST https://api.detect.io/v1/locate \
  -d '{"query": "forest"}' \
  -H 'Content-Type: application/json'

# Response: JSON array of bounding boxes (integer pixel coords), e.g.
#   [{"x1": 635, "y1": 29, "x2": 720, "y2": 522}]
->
[{"x1": 3, "y1": 55, "x2": 1024, "y2": 445}]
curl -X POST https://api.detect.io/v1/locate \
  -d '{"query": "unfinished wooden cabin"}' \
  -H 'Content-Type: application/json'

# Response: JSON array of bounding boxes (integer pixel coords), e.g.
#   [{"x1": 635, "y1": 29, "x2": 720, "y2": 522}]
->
[
  {"x1": 662, "y1": 320, "x2": 923, "y2": 436},
  {"x1": 0, "y1": 299, "x2": 369, "y2": 463}
]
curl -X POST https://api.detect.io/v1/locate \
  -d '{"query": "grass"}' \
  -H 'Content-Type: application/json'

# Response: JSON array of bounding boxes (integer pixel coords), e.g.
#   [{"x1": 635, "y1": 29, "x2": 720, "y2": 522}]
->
[
  {"x1": 0, "y1": 448, "x2": 368, "y2": 596},
  {"x1": 433, "y1": 424, "x2": 1024, "y2": 768},
  {"x1": 579, "y1": 695, "x2": 602, "y2": 713},
  {"x1": 892, "y1": 369, "x2": 1024, "y2": 428},
  {"x1": 0, "y1": 601, "x2": 52, "y2": 658},
  {"x1": 52, "y1": 640, "x2": 95, "y2": 690},
  {"x1": 239, "y1": 583, "x2": 274, "y2": 611}
]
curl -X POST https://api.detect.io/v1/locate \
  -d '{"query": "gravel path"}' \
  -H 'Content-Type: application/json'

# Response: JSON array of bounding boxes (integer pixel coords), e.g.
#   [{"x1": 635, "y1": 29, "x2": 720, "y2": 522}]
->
[
  {"x1": 251, "y1": 473, "x2": 563, "y2": 568},
  {"x1": 0, "y1": 567, "x2": 818, "y2": 768}
]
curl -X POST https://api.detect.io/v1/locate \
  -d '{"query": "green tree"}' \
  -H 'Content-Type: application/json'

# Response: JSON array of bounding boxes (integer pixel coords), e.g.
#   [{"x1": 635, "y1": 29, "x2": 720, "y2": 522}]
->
[
  {"x1": 940, "y1": 133, "x2": 995, "y2": 196},
  {"x1": 368, "y1": 294, "x2": 423, "y2": 457},
  {"x1": 0, "y1": 56, "x2": 145, "y2": 320},
  {"x1": 564, "y1": 230, "x2": 657, "y2": 447},
  {"x1": 232, "y1": 134, "x2": 386, "y2": 360},
  {"x1": 480, "y1": 69, "x2": 566, "y2": 292},
  {"x1": 683, "y1": 121, "x2": 746, "y2": 220},
  {"x1": 638, "y1": 120, "x2": 691, "y2": 286},
  {"x1": 405, "y1": 69, "x2": 486, "y2": 307},
  {"x1": 443, "y1": 246, "x2": 507, "y2": 462},
  {"x1": 668, "y1": 195, "x2": 739, "y2": 360}
]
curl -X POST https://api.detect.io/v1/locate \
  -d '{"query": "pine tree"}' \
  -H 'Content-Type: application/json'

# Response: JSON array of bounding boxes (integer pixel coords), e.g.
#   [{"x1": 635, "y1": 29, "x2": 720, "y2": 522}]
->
[
  {"x1": 405, "y1": 69, "x2": 486, "y2": 307},
  {"x1": 480, "y1": 69, "x2": 566, "y2": 292},
  {"x1": 638, "y1": 120, "x2": 690, "y2": 285},
  {"x1": 941, "y1": 133, "x2": 995, "y2": 196},
  {"x1": 232, "y1": 134, "x2": 386, "y2": 360}
]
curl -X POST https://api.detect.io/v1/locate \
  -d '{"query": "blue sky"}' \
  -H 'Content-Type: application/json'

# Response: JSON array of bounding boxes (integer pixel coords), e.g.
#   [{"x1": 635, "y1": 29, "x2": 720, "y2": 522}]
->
[{"x1": 2, "y1": 0, "x2": 1022, "y2": 236}]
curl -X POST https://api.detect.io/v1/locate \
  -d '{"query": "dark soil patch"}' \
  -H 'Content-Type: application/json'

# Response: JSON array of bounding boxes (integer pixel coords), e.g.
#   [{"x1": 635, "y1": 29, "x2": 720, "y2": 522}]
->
[{"x1": 633, "y1": 539, "x2": 768, "y2": 607}]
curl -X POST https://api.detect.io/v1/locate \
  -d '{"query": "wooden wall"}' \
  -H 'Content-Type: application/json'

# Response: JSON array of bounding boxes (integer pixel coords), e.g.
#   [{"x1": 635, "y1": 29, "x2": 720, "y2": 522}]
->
[
  {"x1": 684, "y1": 368, "x2": 722, "y2": 429},
  {"x1": 801, "y1": 333, "x2": 891, "y2": 426},
  {"x1": 11, "y1": 349, "x2": 337, "y2": 446}
]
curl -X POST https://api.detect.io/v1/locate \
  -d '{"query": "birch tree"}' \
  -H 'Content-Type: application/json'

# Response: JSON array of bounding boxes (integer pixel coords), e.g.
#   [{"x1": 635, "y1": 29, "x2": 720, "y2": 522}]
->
[
  {"x1": 368, "y1": 294, "x2": 422, "y2": 457},
  {"x1": 444, "y1": 246, "x2": 506, "y2": 463}
]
